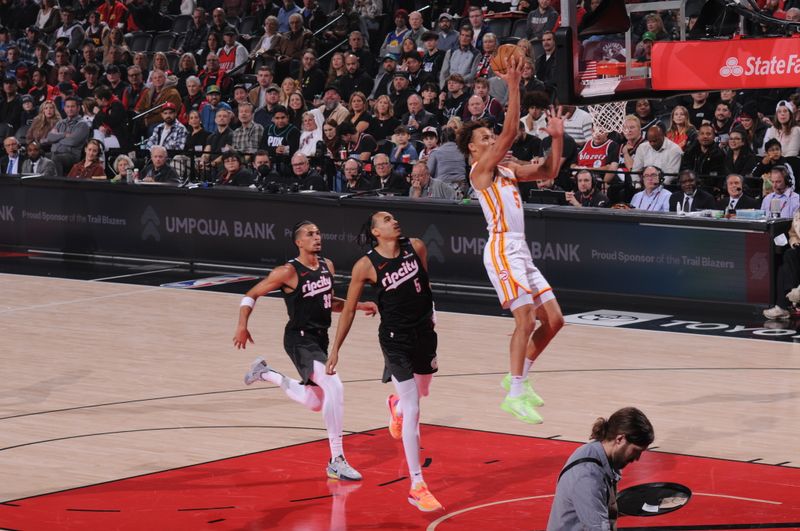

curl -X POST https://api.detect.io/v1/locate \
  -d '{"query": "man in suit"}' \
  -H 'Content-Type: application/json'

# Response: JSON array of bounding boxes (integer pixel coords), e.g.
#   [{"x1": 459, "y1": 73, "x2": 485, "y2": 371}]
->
[
  {"x1": 1, "y1": 136, "x2": 26, "y2": 176},
  {"x1": 400, "y1": 94, "x2": 438, "y2": 142},
  {"x1": 369, "y1": 153, "x2": 409, "y2": 194},
  {"x1": 717, "y1": 173, "x2": 759, "y2": 212},
  {"x1": 669, "y1": 169, "x2": 717, "y2": 212},
  {"x1": 19, "y1": 141, "x2": 57, "y2": 177}
]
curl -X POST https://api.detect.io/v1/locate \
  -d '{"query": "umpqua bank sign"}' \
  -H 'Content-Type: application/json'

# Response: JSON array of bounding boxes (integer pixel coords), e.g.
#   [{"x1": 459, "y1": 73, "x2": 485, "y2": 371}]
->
[{"x1": 652, "y1": 38, "x2": 800, "y2": 91}]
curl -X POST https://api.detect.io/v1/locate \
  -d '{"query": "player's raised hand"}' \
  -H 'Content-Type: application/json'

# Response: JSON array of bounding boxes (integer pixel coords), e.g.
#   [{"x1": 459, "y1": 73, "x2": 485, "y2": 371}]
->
[
  {"x1": 233, "y1": 326, "x2": 254, "y2": 349},
  {"x1": 496, "y1": 53, "x2": 524, "y2": 86},
  {"x1": 543, "y1": 105, "x2": 565, "y2": 138}
]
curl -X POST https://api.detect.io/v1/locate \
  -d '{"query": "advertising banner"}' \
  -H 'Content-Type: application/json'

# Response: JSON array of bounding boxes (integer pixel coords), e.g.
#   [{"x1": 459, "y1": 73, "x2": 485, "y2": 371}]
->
[
  {"x1": 0, "y1": 180, "x2": 776, "y2": 305},
  {"x1": 651, "y1": 38, "x2": 800, "y2": 91}
]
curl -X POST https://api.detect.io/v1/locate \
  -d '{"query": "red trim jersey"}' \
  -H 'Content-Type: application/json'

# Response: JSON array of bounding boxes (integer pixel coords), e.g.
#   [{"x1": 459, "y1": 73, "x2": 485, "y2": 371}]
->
[{"x1": 576, "y1": 138, "x2": 618, "y2": 168}]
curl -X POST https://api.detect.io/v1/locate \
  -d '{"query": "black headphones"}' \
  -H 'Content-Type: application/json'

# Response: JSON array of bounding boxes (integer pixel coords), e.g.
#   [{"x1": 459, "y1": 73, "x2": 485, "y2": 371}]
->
[
  {"x1": 772, "y1": 165, "x2": 793, "y2": 188},
  {"x1": 574, "y1": 169, "x2": 601, "y2": 192}
]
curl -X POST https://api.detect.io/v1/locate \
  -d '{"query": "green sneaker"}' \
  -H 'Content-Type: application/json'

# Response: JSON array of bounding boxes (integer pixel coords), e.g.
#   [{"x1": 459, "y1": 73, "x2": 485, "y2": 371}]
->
[
  {"x1": 501, "y1": 373, "x2": 545, "y2": 407},
  {"x1": 501, "y1": 395, "x2": 543, "y2": 424}
]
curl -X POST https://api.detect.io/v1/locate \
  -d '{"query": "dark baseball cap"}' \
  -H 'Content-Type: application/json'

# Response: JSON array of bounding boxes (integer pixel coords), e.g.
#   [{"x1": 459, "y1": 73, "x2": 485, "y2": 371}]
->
[{"x1": 206, "y1": 84, "x2": 221, "y2": 94}]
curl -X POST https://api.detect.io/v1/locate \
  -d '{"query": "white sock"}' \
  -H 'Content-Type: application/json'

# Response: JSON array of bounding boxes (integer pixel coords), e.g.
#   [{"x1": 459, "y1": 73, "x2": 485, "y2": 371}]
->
[
  {"x1": 392, "y1": 376, "x2": 423, "y2": 486},
  {"x1": 509, "y1": 375, "x2": 524, "y2": 398},
  {"x1": 522, "y1": 358, "x2": 534, "y2": 380},
  {"x1": 311, "y1": 361, "x2": 344, "y2": 459}
]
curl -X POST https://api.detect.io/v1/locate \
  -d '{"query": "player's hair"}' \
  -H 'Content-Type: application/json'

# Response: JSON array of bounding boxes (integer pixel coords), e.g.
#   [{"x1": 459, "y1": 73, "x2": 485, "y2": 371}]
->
[
  {"x1": 358, "y1": 212, "x2": 379, "y2": 249},
  {"x1": 590, "y1": 407, "x2": 654, "y2": 446},
  {"x1": 292, "y1": 220, "x2": 316, "y2": 241},
  {"x1": 455, "y1": 119, "x2": 490, "y2": 155}
]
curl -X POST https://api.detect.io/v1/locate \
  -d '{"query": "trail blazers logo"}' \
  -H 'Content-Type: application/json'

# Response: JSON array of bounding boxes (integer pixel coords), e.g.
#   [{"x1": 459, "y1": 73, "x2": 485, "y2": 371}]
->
[
  {"x1": 422, "y1": 224, "x2": 445, "y2": 263},
  {"x1": 141, "y1": 206, "x2": 161, "y2": 242}
]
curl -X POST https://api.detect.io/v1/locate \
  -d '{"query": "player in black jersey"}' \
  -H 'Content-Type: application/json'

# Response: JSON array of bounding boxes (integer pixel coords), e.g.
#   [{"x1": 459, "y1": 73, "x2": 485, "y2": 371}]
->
[
  {"x1": 327, "y1": 211, "x2": 444, "y2": 513},
  {"x1": 233, "y1": 220, "x2": 377, "y2": 482}
]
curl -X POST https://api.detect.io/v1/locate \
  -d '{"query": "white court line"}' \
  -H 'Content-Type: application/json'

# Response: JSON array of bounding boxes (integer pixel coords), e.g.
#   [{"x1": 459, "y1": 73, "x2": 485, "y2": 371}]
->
[
  {"x1": 695, "y1": 492, "x2": 781, "y2": 505},
  {"x1": 0, "y1": 287, "x2": 158, "y2": 315},
  {"x1": 89, "y1": 268, "x2": 178, "y2": 282},
  {"x1": 427, "y1": 494, "x2": 555, "y2": 530}
]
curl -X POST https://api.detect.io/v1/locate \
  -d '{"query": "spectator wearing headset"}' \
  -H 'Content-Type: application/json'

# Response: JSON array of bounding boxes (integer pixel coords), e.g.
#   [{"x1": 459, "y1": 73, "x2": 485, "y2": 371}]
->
[
  {"x1": 630, "y1": 165, "x2": 670, "y2": 211},
  {"x1": 566, "y1": 169, "x2": 609, "y2": 208}
]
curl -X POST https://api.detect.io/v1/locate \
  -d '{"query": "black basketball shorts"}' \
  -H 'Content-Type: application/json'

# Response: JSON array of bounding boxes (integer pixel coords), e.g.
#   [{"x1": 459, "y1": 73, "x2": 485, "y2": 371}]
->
[{"x1": 379, "y1": 320, "x2": 439, "y2": 383}]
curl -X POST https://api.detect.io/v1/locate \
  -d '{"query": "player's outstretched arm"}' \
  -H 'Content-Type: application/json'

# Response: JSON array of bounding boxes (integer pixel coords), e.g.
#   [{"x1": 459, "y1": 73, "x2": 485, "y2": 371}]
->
[
  {"x1": 326, "y1": 258, "x2": 378, "y2": 316},
  {"x1": 514, "y1": 108, "x2": 565, "y2": 182},
  {"x1": 327, "y1": 257, "x2": 373, "y2": 374},
  {"x1": 470, "y1": 57, "x2": 524, "y2": 191},
  {"x1": 233, "y1": 265, "x2": 294, "y2": 349}
]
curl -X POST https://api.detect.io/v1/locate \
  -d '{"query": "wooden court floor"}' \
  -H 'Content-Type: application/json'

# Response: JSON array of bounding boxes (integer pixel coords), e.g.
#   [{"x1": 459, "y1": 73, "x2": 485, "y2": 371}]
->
[{"x1": 1, "y1": 272, "x2": 799, "y2": 522}]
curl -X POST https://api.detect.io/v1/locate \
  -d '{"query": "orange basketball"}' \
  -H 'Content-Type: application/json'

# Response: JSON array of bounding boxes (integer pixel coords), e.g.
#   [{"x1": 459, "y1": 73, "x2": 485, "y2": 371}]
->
[{"x1": 490, "y1": 44, "x2": 526, "y2": 75}]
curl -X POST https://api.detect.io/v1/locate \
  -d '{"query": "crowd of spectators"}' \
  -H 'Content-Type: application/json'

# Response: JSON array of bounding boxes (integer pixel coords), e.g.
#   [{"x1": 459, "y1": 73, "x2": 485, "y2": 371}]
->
[{"x1": 0, "y1": 0, "x2": 798, "y2": 206}]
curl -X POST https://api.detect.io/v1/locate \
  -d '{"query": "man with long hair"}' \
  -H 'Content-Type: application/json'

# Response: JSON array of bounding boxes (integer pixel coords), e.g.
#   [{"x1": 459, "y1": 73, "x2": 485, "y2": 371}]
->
[{"x1": 547, "y1": 407, "x2": 655, "y2": 530}]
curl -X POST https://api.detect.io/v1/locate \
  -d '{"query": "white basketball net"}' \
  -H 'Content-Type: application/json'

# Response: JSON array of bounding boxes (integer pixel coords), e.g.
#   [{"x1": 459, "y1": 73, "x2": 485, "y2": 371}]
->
[{"x1": 587, "y1": 101, "x2": 627, "y2": 135}]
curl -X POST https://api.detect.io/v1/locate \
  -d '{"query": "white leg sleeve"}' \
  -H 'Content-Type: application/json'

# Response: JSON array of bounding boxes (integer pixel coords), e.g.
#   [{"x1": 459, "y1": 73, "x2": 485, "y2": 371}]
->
[
  {"x1": 281, "y1": 375, "x2": 323, "y2": 412},
  {"x1": 311, "y1": 360, "x2": 344, "y2": 459},
  {"x1": 392, "y1": 376, "x2": 423, "y2": 484}
]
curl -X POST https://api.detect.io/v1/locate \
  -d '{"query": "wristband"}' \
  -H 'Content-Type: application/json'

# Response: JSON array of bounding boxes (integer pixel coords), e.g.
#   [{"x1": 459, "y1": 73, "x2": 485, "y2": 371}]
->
[{"x1": 241, "y1": 296, "x2": 256, "y2": 308}]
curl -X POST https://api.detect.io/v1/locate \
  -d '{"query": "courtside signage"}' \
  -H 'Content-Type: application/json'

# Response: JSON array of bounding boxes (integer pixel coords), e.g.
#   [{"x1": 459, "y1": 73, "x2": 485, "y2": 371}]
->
[{"x1": 651, "y1": 38, "x2": 800, "y2": 90}]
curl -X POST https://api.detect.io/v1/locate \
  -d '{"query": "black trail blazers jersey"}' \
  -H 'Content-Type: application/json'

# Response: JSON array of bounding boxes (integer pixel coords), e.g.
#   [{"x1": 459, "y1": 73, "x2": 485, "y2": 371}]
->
[
  {"x1": 366, "y1": 238, "x2": 433, "y2": 329},
  {"x1": 284, "y1": 258, "x2": 333, "y2": 331}
]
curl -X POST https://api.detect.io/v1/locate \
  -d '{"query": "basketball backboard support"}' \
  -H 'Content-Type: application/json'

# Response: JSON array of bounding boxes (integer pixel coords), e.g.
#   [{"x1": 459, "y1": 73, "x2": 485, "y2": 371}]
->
[
  {"x1": 556, "y1": 0, "x2": 686, "y2": 105},
  {"x1": 555, "y1": 0, "x2": 800, "y2": 105}
]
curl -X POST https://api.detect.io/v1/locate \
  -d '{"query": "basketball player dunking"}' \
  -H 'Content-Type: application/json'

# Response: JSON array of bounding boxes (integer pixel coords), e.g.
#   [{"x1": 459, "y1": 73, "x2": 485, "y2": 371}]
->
[
  {"x1": 326, "y1": 211, "x2": 443, "y2": 512},
  {"x1": 456, "y1": 58, "x2": 565, "y2": 424},
  {"x1": 234, "y1": 220, "x2": 377, "y2": 481}
]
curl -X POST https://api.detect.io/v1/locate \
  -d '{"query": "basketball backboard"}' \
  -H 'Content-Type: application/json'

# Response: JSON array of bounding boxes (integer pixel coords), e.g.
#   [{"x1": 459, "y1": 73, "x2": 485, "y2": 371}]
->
[{"x1": 555, "y1": 0, "x2": 800, "y2": 105}]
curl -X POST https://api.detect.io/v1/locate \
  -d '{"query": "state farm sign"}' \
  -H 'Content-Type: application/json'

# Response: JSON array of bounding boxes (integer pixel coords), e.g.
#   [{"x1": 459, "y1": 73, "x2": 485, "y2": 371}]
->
[{"x1": 651, "y1": 37, "x2": 800, "y2": 90}]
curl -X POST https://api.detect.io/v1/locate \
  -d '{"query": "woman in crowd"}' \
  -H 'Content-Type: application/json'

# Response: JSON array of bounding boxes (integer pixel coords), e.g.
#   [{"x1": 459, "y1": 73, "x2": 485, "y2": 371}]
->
[
  {"x1": 147, "y1": 52, "x2": 173, "y2": 85},
  {"x1": 186, "y1": 109, "x2": 210, "y2": 152},
  {"x1": 665, "y1": 105, "x2": 696, "y2": 151},
  {"x1": 326, "y1": 52, "x2": 346, "y2": 86},
  {"x1": 323, "y1": 118, "x2": 345, "y2": 161},
  {"x1": 111, "y1": 154, "x2": 134, "y2": 182},
  {"x1": 280, "y1": 77, "x2": 297, "y2": 107},
  {"x1": 298, "y1": 111, "x2": 323, "y2": 156},
  {"x1": 366, "y1": 94, "x2": 400, "y2": 146},
  {"x1": 251, "y1": 16, "x2": 281, "y2": 59},
  {"x1": 26, "y1": 100, "x2": 60, "y2": 145},
  {"x1": 35, "y1": 0, "x2": 62, "y2": 36},
  {"x1": 199, "y1": 32, "x2": 223, "y2": 65},
  {"x1": 736, "y1": 103, "x2": 768, "y2": 153},
  {"x1": 347, "y1": 91, "x2": 372, "y2": 133},
  {"x1": 68, "y1": 139, "x2": 106, "y2": 180},
  {"x1": 103, "y1": 27, "x2": 130, "y2": 66},
  {"x1": 287, "y1": 91, "x2": 307, "y2": 129},
  {"x1": 176, "y1": 53, "x2": 198, "y2": 98},
  {"x1": 762, "y1": 100, "x2": 800, "y2": 157}
]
